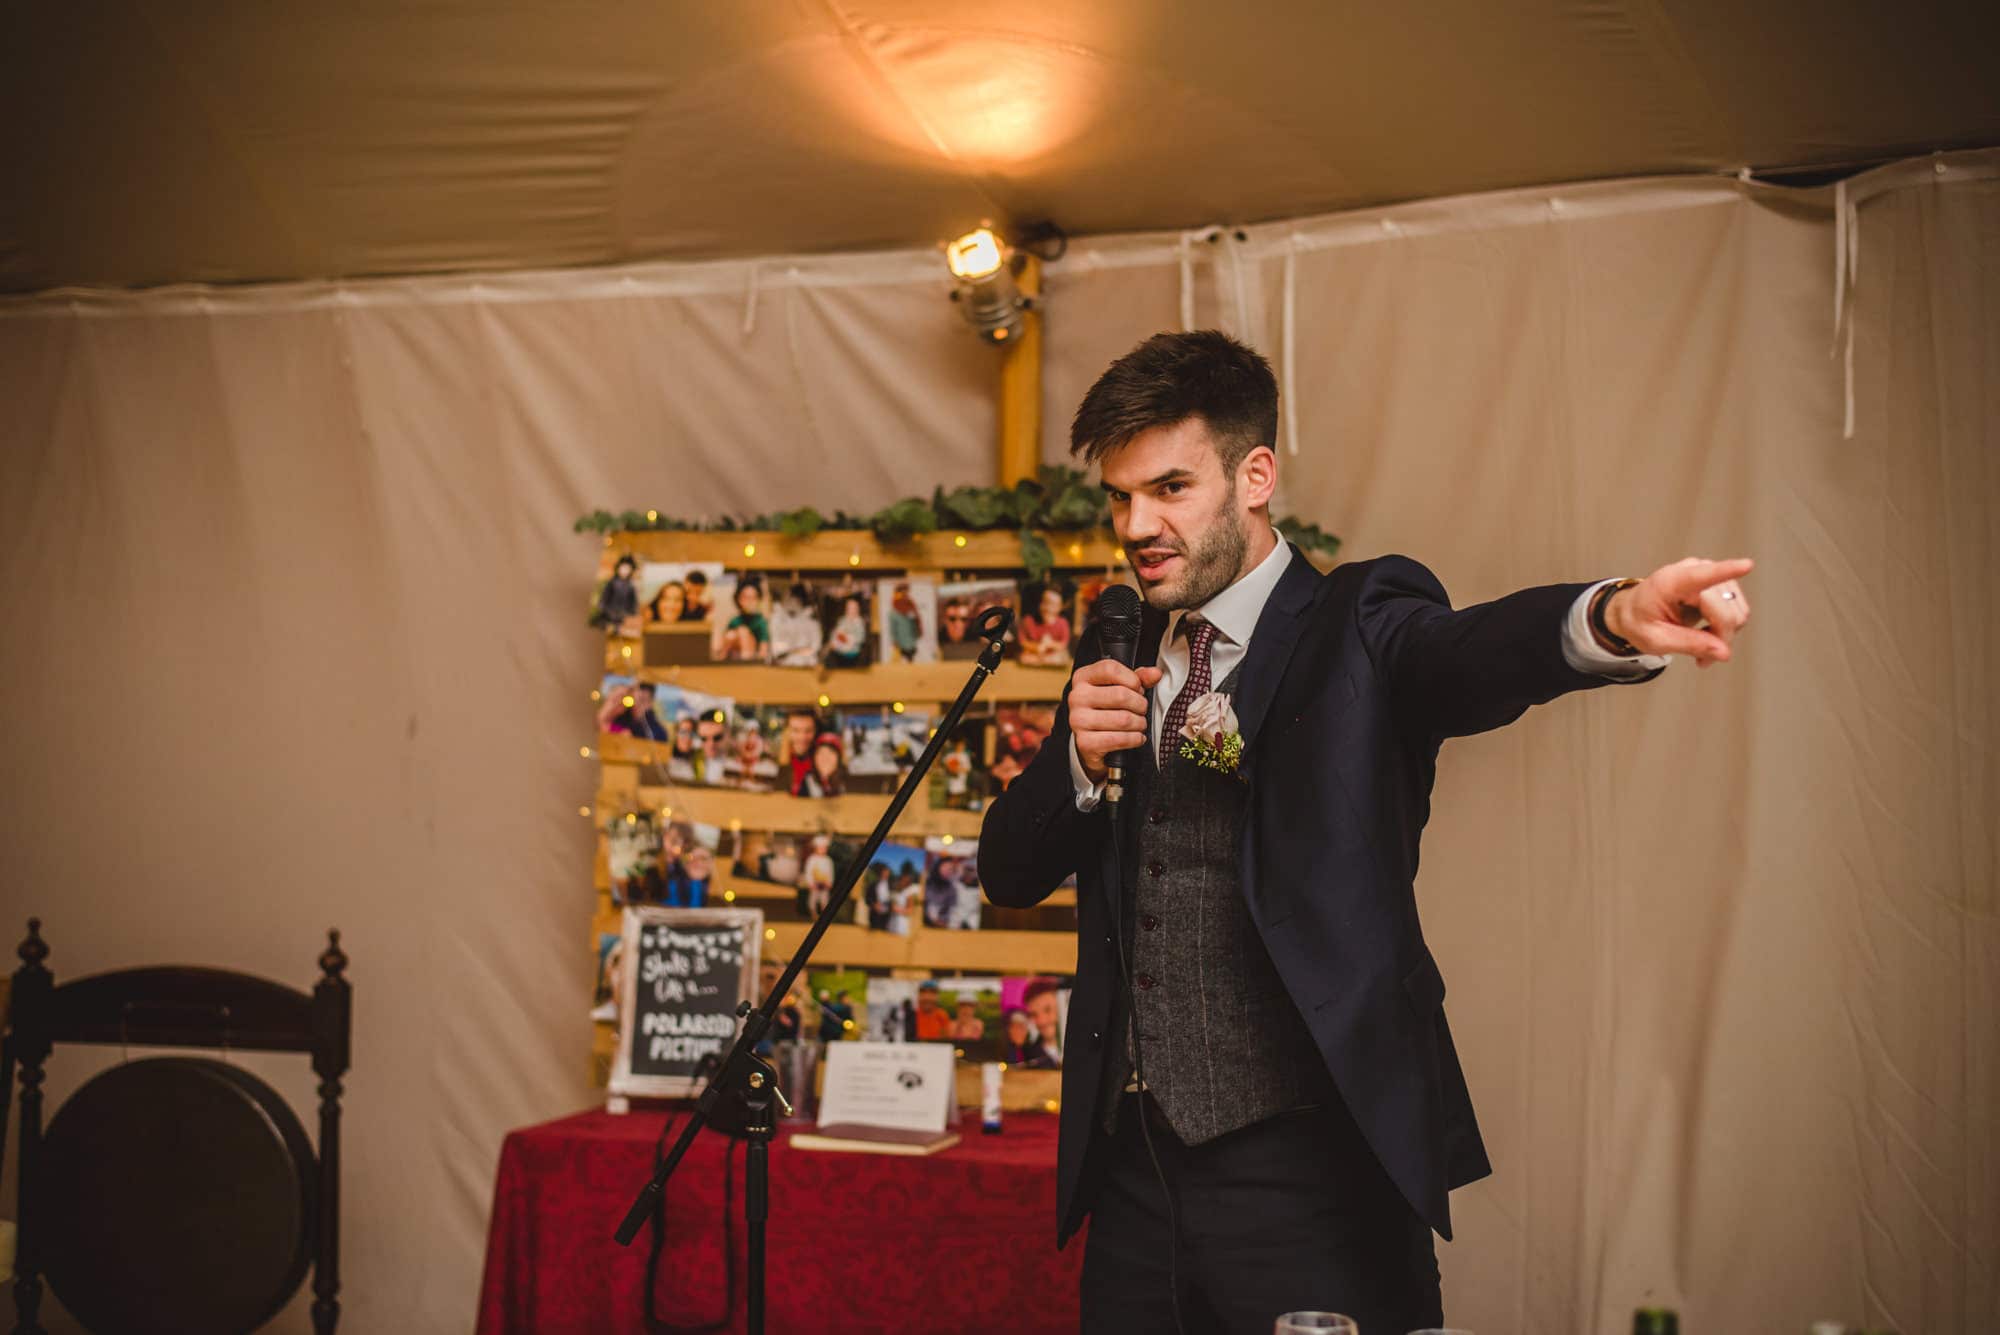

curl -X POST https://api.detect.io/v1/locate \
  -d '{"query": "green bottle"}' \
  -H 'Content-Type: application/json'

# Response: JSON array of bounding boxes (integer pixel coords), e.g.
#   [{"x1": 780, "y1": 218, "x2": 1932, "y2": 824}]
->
[{"x1": 1633, "y1": 1310, "x2": 1679, "y2": 1335}]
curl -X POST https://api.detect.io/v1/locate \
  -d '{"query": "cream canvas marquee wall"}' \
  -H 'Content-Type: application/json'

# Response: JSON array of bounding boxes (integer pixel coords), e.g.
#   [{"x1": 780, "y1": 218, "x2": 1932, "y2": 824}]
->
[{"x1": 1, "y1": 150, "x2": 1994, "y2": 1333}]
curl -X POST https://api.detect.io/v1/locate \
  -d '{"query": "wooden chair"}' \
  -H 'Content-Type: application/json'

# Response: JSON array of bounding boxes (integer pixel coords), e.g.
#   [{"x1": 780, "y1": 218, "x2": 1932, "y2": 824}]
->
[{"x1": 4, "y1": 920, "x2": 350, "y2": 1335}]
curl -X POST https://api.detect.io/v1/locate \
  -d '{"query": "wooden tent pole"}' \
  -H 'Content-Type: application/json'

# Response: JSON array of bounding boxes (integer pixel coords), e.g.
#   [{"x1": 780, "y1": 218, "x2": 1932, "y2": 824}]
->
[{"x1": 997, "y1": 254, "x2": 1043, "y2": 487}]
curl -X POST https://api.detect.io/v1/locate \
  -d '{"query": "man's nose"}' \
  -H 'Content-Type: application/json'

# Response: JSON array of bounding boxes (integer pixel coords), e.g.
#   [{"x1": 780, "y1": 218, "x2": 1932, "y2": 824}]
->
[{"x1": 1120, "y1": 497, "x2": 1162, "y2": 546}]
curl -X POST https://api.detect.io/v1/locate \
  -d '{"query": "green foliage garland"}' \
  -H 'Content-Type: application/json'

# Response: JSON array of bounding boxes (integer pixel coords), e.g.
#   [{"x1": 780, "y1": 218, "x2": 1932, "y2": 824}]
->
[{"x1": 576, "y1": 466, "x2": 1340, "y2": 581}]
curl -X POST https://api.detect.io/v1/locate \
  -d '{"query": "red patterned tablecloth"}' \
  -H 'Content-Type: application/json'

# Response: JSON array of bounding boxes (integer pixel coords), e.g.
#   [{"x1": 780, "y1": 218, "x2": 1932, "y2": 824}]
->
[{"x1": 476, "y1": 1108, "x2": 1083, "y2": 1334}]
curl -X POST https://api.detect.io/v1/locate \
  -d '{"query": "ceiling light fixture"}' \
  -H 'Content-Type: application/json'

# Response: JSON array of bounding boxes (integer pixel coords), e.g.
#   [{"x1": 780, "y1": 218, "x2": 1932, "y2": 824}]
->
[{"x1": 945, "y1": 224, "x2": 1030, "y2": 343}]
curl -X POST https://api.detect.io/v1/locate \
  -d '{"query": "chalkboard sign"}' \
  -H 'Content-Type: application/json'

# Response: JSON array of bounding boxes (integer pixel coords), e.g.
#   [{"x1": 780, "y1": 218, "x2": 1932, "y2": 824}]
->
[{"x1": 610, "y1": 906, "x2": 764, "y2": 1099}]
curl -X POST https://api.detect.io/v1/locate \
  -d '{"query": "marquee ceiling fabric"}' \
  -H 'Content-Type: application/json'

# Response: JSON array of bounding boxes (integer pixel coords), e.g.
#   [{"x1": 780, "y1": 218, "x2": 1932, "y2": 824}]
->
[{"x1": 4, "y1": 0, "x2": 1998, "y2": 292}]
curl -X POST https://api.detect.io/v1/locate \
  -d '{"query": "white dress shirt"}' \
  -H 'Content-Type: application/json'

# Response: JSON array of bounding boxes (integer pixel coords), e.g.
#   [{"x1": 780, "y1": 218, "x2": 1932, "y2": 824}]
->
[{"x1": 1069, "y1": 534, "x2": 1665, "y2": 809}]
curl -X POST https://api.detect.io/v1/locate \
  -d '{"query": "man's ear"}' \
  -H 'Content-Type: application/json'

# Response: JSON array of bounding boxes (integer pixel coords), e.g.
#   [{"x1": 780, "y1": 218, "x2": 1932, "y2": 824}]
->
[{"x1": 1239, "y1": 445, "x2": 1279, "y2": 510}]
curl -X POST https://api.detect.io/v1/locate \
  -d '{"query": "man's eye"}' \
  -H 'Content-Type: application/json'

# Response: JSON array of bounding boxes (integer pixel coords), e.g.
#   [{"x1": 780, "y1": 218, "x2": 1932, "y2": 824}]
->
[{"x1": 1160, "y1": 483, "x2": 1185, "y2": 496}]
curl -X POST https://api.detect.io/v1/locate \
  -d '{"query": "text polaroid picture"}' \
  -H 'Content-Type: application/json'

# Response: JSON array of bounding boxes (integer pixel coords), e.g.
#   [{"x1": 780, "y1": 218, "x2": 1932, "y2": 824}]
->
[
  {"x1": 1017, "y1": 578, "x2": 1076, "y2": 666},
  {"x1": 854, "y1": 840, "x2": 927, "y2": 934},
  {"x1": 877, "y1": 577, "x2": 939, "y2": 664},
  {"x1": 922, "y1": 836, "x2": 981, "y2": 931},
  {"x1": 988, "y1": 703, "x2": 1056, "y2": 794},
  {"x1": 937, "y1": 578, "x2": 1020, "y2": 660},
  {"x1": 819, "y1": 583, "x2": 875, "y2": 669},
  {"x1": 768, "y1": 579, "x2": 825, "y2": 668}
]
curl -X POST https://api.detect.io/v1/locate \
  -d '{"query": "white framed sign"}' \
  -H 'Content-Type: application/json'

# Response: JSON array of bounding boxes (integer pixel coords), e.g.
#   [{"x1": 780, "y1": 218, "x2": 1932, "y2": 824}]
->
[{"x1": 609, "y1": 906, "x2": 764, "y2": 1099}]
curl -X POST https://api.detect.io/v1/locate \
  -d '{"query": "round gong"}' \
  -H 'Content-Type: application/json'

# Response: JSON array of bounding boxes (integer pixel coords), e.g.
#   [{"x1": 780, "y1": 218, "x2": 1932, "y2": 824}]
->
[{"x1": 41, "y1": 1056, "x2": 316, "y2": 1335}]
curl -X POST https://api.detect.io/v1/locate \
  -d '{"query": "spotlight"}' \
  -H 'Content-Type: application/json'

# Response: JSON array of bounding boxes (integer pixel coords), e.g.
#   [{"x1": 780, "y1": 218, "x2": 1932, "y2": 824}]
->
[{"x1": 945, "y1": 225, "x2": 1030, "y2": 344}]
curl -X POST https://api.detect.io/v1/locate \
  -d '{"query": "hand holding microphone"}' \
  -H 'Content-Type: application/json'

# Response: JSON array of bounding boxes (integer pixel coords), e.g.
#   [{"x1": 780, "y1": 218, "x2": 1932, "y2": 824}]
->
[{"x1": 1070, "y1": 587, "x2": 1158, "y2": 800}]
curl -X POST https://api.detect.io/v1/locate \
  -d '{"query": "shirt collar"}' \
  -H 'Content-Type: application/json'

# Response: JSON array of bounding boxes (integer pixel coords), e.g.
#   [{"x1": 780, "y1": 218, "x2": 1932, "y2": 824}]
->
[{"x1": 1165, "y1": 527, "x2": 1290, "y2": 648}]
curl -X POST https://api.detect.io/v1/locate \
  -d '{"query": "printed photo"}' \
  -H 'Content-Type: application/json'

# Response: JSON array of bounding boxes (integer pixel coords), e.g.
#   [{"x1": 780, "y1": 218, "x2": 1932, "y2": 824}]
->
[
  {"x1": 864, "y1": 977, "x2": 920, "y2": 1043},
  {"x1": 854, "y1": 840, "x2": 927, "y2": 934},
  {"x1": 597, "y1": 675, "x2": 670, "y2": 742},
  {"x1": 922, "y1": 836, "x2": 981, "y2": 931},
  {"x1": 710, "y1": 573, "x2": 774, "y2": 663},
  {"x1": 877, "y1": 577, "x2": 939, "y2": 665},
  {"x1": 794, "y1": 727, "x2": 849, "y2": 798},
  {"x1": 1016, "y1": 579, "x2": 1075, "y2": 666},
  {"x1": 840, "y1": 707, "x2": 934, "y2": 792},
  {"x1": 722, "y1": 704, "x2": 784, "y2": 791},
  {"x1": 639, "y1": 562, "x2": 723, "y2": 628},
  {"x1": 934, "y1": 976, "x2": 1004, "y2": 1061},
  {"x1": 937, "y1": 579, "x2": 1020, "y2": 660},
  {"x1": 653, "y1": 685, "x2": 736, "y2": 786},
  {"x1": 732, "y1": 830, "x2": 865, "y2": 920},
  {"x1": 808, "y1": 968, "x2": 867, "y2": 1042},
  {"x1": 592, "y1": 932, "x2": 624, "y2": 1022},
  {"x1": 1000, "y1": 975, "x2": 1070, "y2": 1068},
  {"x1": 593, "y1": 552, "x2": 642, "y2": 638},
  {"x1": 988, "y1": 703, "x2": 1056, "y2": 793},
  {"x1": 820, "y1": 584, "x2": 874, "y2": 669},
  {"x1": 770, "y1": 706, "x2": 824, "y2": 796},
  {"x1": 656, "y1": 820, "x2": 722, "y2": 909},
  {"x1": 928, "y1": 715, "x2": 991, "y2": 812},
  {"x1": 607, "y1": 810, "x2": 665, "y2": 906},
  {"x1": 769, "y1": 580, "x2": 825, "y2": 668}
]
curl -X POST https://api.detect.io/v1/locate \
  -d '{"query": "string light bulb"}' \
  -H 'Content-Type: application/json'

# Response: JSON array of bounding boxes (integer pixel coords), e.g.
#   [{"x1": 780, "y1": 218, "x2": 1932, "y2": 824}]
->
[
  {"x1": 590, "y1": 689, "x2": 602, "y2": 702},
  {"x1": 1114, "y1": 547, "x2": 1126, "y2": 564},
  {"x1": 580, "y1": 745, "x2": 592, "y2": 758},
  {"x1": 953, "y1": 533, "x2": 968, "y2": 548},
  {"x1": 743, "y1": 542, "x2": 757, "y2": 558},
  {"x1": 817, "y1": 693, "x2": 831, "y2": 708},
  {"x1": 940, "y1": 834, "x2": 954, "y2": 846},
  {"x1": 891, "y1": 701, "x2": 905, "y2": 714},
  {"x1": 764, "y1": 928, "x2": 777, "y2": 940},
  {"x1": 624, "y1": 812, "x2": 637, "y2": 825},
  {"x1": 577, "y1": 805, "x2": 591, "y2": 818},
  {"x1": 646, "y1": 509, "x2": 659, "y2": 522},
  {"x1": 847, "y1": 551, "x2": 861, "y2": 567},
  {"x1": 621, "y1": 695, "x2": 635, "y2": 708},
  {"x1": 620, "y1": 645, "x2": 633, "y2": 659},
  {"x1": 723, "y1": 890, "x2": 736, "y2": 903}
]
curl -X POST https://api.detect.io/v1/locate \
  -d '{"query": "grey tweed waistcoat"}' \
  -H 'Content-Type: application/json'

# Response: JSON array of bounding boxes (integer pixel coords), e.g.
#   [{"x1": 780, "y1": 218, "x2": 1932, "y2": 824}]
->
[{"x1": 1097, "y1": 662, "x2": 1333, "y2": 1144}]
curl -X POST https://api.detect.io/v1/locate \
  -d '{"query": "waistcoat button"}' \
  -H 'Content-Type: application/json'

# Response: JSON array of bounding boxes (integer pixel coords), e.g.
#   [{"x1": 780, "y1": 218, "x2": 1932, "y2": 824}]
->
[
  {"x1": 1146, "y1": 860, "x2": 1165, "y2": 878},
  {"x1": 1141, "y1": 915, "x2": 1160, "y2": 932},
  {"x1": 1136, "y1": 973, "x2": 1156, "y2": 990},
  {"x1": 1147, "y1": 808, "x2": 1167, "y2": 824}
]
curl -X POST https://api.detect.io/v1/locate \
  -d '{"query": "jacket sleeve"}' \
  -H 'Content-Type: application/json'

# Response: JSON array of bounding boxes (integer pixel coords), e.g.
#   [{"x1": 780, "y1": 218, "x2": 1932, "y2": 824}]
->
[
  {"x1": 976, "y1": 627, "x2": 1107, "y2": 907},
  {"x1": 1357, "y1": 554, "x2": 1663, "y2": 740}
]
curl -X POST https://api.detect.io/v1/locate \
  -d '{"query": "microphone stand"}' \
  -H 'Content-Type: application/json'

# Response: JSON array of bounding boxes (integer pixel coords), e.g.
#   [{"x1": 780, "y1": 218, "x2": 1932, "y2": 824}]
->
[{"x1": 611, "y1": 606, "x2": 1016, "y2": 1335}]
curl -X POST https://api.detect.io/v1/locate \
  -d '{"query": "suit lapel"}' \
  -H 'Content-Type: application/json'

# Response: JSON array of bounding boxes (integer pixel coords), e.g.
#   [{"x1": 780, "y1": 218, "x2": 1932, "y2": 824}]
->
[{"x1": 1230, "y1": 546, "x2": 1321, "y2": 756}]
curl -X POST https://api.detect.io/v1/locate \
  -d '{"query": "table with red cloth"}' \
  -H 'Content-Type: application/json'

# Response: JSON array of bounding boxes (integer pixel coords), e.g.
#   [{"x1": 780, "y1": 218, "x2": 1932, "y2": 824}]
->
[{"x1": 477, "y1": 1107, "x2": 1084, "y2": 1334}]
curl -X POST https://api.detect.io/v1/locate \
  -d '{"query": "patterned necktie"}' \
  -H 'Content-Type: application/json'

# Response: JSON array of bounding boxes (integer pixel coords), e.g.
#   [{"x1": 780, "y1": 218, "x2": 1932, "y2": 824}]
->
[{"x1": 1160, "y1": 615, "x2": 1218, "y2": 761}]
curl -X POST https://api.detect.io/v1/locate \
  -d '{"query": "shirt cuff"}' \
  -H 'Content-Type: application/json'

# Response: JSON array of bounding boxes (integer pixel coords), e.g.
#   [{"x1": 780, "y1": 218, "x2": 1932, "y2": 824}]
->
[
  {"x1": 1068, "y1": 737, "x2": 1106, "y2": 812},
  {"x1": 1564, "y1": 580, "x2": 1669, "y2": 679}
]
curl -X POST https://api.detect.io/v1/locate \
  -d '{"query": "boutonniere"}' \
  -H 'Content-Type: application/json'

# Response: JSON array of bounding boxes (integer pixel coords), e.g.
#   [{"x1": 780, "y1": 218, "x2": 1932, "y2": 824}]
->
[{"x1": 1177, "y1": 691, "x2": 1244, "y2": 776}]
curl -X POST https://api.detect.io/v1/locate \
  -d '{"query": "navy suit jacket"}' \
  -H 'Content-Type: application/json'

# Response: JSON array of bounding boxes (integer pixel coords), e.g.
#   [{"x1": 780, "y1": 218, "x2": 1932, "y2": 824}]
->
[{"x1": 978, "y1": 547, "x2": 1662, "y2": 1245}]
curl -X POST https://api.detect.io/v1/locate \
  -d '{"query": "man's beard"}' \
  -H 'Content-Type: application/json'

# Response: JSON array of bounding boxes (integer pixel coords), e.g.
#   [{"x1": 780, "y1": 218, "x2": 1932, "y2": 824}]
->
[{"x1": 1138, "y1": 490, "x2": 1249, "y2": 612}]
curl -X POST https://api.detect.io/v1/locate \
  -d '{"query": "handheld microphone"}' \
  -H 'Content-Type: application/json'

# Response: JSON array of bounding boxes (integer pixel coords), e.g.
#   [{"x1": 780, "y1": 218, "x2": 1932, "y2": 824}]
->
[{"x1": 1093, "y1": 584, "x2": 1144, "y2": 809}]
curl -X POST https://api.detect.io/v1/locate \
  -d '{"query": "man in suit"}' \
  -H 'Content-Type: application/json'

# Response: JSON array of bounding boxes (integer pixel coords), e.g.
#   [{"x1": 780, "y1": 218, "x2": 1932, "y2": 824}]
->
[{"x1": 978, "y1": 331, "x2": 1753, "y2": 1333}]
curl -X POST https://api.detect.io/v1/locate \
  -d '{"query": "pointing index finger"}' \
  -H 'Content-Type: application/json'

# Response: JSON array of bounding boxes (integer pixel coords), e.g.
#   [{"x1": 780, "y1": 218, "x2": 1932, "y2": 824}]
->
[{"x1": 1666, "y1": 557, "x2": 1755, "y2": 597}]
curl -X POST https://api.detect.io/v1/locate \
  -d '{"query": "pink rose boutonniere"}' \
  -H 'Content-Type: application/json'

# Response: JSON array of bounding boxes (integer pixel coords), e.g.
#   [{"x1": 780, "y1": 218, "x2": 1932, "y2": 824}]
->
[{"x1": 1177, "y1": 690, "x2": 1244, "y2": 775}]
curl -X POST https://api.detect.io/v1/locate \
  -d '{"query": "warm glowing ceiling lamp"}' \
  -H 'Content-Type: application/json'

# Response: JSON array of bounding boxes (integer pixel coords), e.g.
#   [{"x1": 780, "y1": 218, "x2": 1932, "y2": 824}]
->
[{"x1": 945, "y1": 224, "x2": 1029, "y2": 344}]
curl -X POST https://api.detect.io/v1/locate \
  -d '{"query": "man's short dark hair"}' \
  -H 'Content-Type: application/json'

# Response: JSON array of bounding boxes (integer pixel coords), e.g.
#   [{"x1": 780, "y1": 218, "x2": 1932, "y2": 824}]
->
[{"x1": 1069, "y1": 330, "x2": 1279, "y2": 475}]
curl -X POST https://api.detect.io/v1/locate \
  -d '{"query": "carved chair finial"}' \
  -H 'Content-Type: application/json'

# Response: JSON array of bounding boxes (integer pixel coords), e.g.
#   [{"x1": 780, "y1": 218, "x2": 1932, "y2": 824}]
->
[
  {"x1": 319, "y1": 928, "x2": 348, "y2": 980},
  {"x1": 19, "y1": 916, "x2": 49, "y2": 969}
]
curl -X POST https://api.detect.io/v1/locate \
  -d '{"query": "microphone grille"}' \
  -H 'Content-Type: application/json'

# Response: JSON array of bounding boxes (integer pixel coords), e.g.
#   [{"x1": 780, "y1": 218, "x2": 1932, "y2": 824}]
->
[{"x1": 1095, "y1": 583, "x2": 1142, "y2": 626}]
